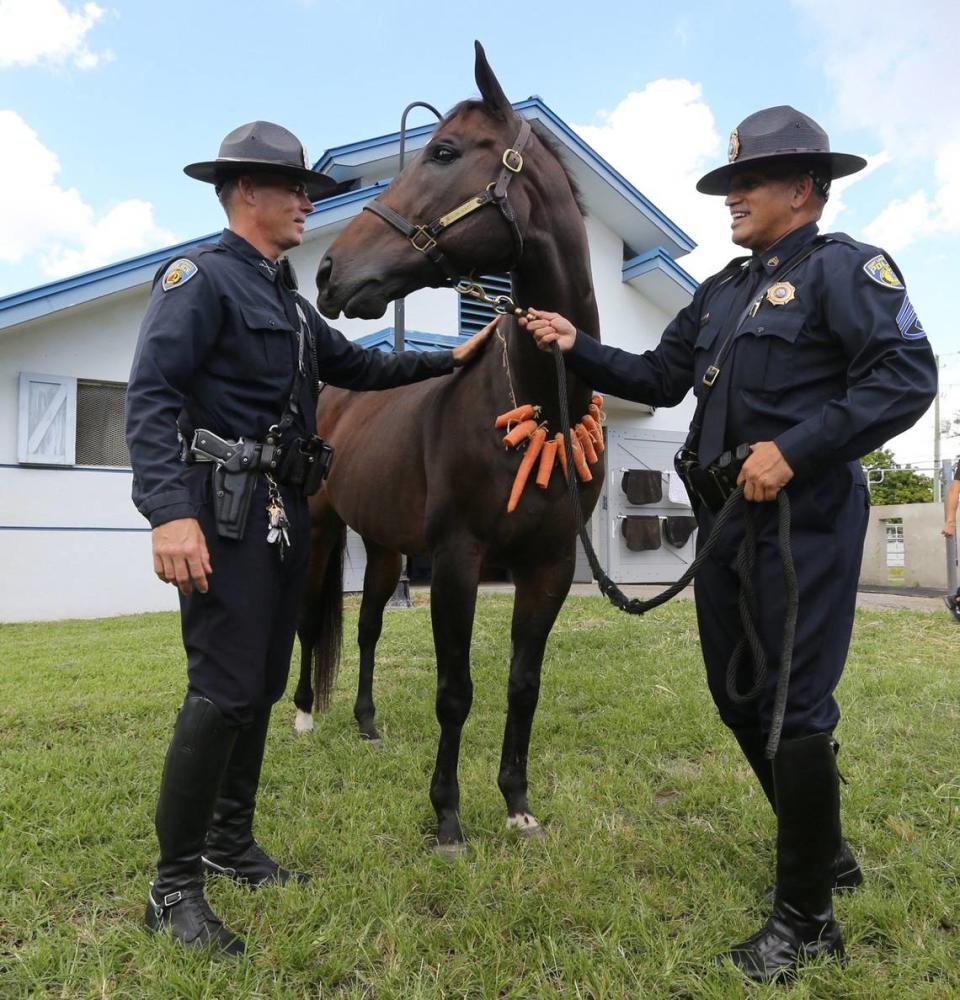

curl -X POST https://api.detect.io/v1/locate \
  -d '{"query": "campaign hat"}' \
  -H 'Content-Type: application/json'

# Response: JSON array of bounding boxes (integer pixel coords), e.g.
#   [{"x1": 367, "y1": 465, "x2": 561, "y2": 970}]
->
[
  {"x1": 697, "y1": 105, "x2": 867, "y2": 195},
  {"x1": 184, "y1": 121, "x2": 337, "y2": 200}
]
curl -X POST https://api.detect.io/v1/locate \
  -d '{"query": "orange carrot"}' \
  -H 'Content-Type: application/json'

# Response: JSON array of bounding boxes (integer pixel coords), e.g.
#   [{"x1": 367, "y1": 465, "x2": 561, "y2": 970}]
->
[
  {"x1": 535, "y1": 439, "x2": 558, "y2": 488},
  {"x1": 588, "y1": 402, "x2": 603, "y2": 423},
  {"x1": 554, "y1": 432, "x2": 569, "y2": 482},
  {"x1": 570, "y1": 432, "x2": 593, "y2": 482},
  {"x1": 575, "y1": 423, "x2": 599, "y2": 464},
  {"x1": 581, "y1": 413, "x2": 605, "y2": 452},
  {"x1": 591, "y1": 393, "x2": 604, "y2": 409},
  {"x1": 502, "y1": 419, "x2": 537, "y2": 448},
  {"x1": 494, "y1": 403, "x2": 536, "y2": 429},
  {"x1": 507, "y1": 428, "x2": 546, "y2": 512}
]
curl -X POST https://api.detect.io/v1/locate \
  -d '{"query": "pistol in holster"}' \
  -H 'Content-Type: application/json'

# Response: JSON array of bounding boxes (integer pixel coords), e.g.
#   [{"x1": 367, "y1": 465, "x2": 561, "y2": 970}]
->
[
  {"x1": 674, "y1": 442, "x2": 751, "y2": 514},
  {"x1": 190, "y1": 430, "x2": 275, "y2": 540}
]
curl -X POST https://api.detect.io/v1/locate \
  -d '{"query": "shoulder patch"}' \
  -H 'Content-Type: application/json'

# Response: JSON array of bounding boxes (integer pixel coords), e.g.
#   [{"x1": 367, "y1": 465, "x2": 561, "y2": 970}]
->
[
  {"x1": 863, "y1": 253, "x2": 905, "y2": 290},
  {"x1": 896, "y1": 295, "x2": 926, "y2": 340},
  {"x1": 161, "y1": 258, "x2": 198, "y2": 292}
]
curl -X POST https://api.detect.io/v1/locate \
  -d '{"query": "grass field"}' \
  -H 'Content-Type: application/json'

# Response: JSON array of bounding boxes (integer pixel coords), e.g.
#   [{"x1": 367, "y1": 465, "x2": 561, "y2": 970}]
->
[{"x1": 1, "y1": 595, "x2": 957, "y2": 999}]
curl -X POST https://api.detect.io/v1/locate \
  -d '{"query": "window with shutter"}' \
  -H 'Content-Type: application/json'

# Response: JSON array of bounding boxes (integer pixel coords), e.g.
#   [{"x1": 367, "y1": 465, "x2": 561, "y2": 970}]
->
[{"x1": 17, "y1": 372, "x2": 76, "y2": 466}]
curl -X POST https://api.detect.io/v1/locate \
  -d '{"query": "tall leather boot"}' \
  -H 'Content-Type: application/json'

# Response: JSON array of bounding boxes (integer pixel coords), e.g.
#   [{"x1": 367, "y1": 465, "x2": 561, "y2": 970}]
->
[
  {"x1": 202, "y1": 708, "x2": 310, "y2": 887},
  {"x1": 732, "y1": 727, "x2": 862, "y2": 897},
  {"x1": 144, "y1": 696, "x2": 245, "y2": 956},
  {"x1": 721, "y1": 733, "x2": 846, "y2": 982}
]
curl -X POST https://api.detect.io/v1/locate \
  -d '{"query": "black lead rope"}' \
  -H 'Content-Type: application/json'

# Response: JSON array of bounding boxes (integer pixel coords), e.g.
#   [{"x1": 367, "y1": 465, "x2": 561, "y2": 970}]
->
[{"x1": 549, "y1": 343, "x2": 798, "y2": 757}]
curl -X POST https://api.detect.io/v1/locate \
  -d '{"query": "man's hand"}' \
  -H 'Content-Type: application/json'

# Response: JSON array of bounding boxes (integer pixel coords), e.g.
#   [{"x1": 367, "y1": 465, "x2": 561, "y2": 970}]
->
[
  {"x1": 942, "y1": 522, "x2": 955, "y2": 539},
  {"x1": 737, "y1": 441, "x2": 794, "y2": 502},
  {"x1": 152, "y1": 518, "x2": 211, "y2": 595},
  {"x1": 519, "y1": 308, "x2": 578, "y2": 353},
  {"x1": 452, "y1": 316, "x2": 499, "y2": 366}
]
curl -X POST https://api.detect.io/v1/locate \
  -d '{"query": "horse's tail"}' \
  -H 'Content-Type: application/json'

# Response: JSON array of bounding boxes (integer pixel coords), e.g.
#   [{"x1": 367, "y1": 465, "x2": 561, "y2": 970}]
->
[{"x1": 297, "y1": 516, "x2": 345, "y2": 713}]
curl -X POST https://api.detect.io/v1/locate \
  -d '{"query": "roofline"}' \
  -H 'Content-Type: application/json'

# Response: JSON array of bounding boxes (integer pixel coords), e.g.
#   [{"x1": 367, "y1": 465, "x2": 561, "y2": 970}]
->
[
  {"x1": 316, "y1": 96, "x2": 695, "y2": 254},
  {"x1": 622, "y1": 246, "x2": 699, "y2": 296},
  {"x1": 356, "y1": 328, "x2": 466, "y2": 350}
]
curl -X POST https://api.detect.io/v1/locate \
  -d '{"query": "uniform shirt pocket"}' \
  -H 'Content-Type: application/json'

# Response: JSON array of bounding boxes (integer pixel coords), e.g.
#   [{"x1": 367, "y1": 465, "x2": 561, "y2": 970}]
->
[
  {"x1": 737, "y1": 309, "x2": 806, "y2": 394},
  {"x1": 239, "y1": 304, "x2": 296, "y2": 373}
]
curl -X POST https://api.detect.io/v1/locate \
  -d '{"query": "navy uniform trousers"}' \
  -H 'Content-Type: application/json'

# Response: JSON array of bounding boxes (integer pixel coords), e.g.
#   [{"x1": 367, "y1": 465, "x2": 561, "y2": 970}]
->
[
  {"x1": 694, "y1": 461, "x2": 869, "y2": 738},
  {"x1": 177, "y1": 464, "x2": 309, "y2": 726}
]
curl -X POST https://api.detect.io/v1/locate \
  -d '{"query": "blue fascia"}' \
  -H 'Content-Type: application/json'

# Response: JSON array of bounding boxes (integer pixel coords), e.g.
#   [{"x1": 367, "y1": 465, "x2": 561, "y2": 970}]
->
[
  {"x1": 622, "y1": 246, "x2": 699, "y2": 296},
  {"x1": 356, "y1": 328, "x2": 465, "y2": 353},
  {"x1": 315, "y1": 96, "x2": 695, "y2": 255}
]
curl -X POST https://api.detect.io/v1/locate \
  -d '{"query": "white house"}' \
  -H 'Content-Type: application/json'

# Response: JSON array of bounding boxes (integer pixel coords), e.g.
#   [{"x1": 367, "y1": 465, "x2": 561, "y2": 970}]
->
[{"x1": 0, "y1": 98, "x2": 699, "y2": 623}]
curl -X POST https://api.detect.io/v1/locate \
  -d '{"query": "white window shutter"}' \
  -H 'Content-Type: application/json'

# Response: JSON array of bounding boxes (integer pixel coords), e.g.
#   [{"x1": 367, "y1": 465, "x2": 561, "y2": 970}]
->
[{"x1": 17, "y1": 372, "x2": 77, "y2": 465}]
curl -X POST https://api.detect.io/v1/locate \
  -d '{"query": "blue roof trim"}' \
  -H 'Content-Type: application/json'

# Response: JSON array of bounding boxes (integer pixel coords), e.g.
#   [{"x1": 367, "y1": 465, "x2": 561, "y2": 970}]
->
[
  {"x1": 356, "y1": 328, "x2": 466, "y2": 353},
  {"x1": 0, "y1": 182, "x2": 390, "y2": 323},
  {"x1": 622, "y1": 246, "x2": 699, "y2": 296},
  {"x1": 315, "y1": 96, "x2": 694, "y2": 255}
]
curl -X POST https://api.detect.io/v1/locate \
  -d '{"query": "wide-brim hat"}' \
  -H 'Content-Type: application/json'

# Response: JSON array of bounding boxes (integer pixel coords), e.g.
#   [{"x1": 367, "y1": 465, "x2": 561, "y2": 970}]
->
[
  {"x1": 184, "y1": 120, "x2": 337, "y2": 201},
  {"x1": 696, "y1": 105, "x2": 867, "y2": 195}
]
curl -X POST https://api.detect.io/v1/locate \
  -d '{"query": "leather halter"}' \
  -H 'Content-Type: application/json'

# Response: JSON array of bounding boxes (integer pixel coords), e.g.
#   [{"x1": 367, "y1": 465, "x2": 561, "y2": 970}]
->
[{"x1": 362, "y1": 119, "x2": 533, "y2": 282}]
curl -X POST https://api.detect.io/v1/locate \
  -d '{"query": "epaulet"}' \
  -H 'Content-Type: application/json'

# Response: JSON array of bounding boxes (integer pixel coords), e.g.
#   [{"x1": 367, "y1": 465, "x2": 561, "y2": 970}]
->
[
  {"x1": 820, "y1": 232, "x2": 862, "y2": 250},
  {"x1": 151, "y1": 242, "x2": 221, "y2": 291}
]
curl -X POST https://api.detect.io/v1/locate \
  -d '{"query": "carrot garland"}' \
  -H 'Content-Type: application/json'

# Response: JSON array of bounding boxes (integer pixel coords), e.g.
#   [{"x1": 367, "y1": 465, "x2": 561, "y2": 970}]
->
[
  {"x1": 494, "y1": 403, "x2": 538, "y2": 429},
  {"x1": 502, "y1": 419, "x2": 538, "y2": 448},
  {"x1": 507, "y1": 428, "x2": 546, "y2": 512},
  {"x1": 495, "y1": 396, "x2": 605, "y2": 508},
  {"x1": 535, "y1": 439, "x2": 558, "y2": 488}
]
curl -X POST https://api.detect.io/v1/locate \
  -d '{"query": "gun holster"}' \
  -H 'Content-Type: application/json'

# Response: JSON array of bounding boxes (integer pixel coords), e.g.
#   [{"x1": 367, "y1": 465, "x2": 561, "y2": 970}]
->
[
  {"x1": 674, "y1": 443, "x2": 751, "y2": 514},
  {"x1": 276, "y1": 435, "x2": 334, "y2": 496},
  {"x1": 211, "y1": 463, "x2": 258, "y2": 540}
]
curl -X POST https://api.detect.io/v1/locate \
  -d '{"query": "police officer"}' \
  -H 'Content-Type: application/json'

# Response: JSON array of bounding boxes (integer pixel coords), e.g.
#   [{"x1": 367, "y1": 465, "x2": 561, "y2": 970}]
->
[
  {"x1": 522, "y1": 107, "x2": 937, "y2": 981},
  {"x1": 126, "y1": 121, "x2": 494, "y2": 955}
]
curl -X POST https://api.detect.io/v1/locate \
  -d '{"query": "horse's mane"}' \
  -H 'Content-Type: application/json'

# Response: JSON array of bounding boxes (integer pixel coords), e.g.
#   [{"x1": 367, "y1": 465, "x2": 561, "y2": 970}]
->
[{"x1": 441, "y1": 100, "x2": 586, "y2": 218}]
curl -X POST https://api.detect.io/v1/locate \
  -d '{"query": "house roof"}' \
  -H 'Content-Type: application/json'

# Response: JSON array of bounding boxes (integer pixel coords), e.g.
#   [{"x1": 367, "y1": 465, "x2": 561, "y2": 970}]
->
[{"x1": 356, "y1": 328, "x2": 464, "y2": 353}]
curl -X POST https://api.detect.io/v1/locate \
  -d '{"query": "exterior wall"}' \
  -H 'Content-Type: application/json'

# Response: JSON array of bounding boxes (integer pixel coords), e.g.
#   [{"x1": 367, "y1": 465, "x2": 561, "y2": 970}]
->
[{"x1": 860, "y1": 502, "x2": 947, "y2": 589}]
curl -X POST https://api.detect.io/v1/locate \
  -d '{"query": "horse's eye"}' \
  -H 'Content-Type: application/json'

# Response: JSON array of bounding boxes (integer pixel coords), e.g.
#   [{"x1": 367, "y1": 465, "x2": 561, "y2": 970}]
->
[{"x1": 430, "y1": 146, "x2": 459, "y2": 164}]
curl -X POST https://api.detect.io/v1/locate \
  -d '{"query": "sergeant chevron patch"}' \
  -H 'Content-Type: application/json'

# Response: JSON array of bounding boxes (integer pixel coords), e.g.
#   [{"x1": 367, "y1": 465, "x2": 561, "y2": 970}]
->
[
  {"x1": 161, "y1": 258, "x2": 198, "y2": 292},
  {"x1": 897, "y1": 295, "x2": 926, "y2": 339}
]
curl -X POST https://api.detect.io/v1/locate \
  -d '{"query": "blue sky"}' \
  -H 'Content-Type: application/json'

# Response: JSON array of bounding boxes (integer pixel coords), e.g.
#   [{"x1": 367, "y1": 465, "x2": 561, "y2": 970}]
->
[{"x1": 2, "y1": 0, "x2": 958, "y2": 467}]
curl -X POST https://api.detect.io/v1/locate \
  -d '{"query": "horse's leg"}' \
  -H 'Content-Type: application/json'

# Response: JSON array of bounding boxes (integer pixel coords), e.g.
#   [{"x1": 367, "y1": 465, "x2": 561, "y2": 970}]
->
[
  {"x1": 293, "y1": 500, "x2": 345, "y2": 733},
  {"x1": 428, "y1": 536, "x2": 484, "y2": 854},
  {"x1": 498, "y1": 556, "x2": 575, "y2": 837},
  {"x1": 354, "y1": 541, "x2": 403, "y2": 742}
]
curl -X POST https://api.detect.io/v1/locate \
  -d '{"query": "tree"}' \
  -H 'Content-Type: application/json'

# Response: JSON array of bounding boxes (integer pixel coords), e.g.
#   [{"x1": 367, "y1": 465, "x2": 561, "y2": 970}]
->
[{"x1": 860, "y1": 449, "x2": 933, "y2": 505}]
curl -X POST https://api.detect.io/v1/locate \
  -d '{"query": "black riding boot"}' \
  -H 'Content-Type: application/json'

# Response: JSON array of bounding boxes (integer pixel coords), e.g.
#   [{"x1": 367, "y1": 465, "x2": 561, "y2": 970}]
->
[
  {"x1": 202, "y1": 708, "x2": 310, "y2": 887},
  {"x1": 722, "y1": 733, "x2": 846, "y2": 982},
  {"x1": 731, "y1": 727, "x2": 862, "y2": 898},
  {"x1": 145, "y1": 696, "x2": 244, "y2": 956}
]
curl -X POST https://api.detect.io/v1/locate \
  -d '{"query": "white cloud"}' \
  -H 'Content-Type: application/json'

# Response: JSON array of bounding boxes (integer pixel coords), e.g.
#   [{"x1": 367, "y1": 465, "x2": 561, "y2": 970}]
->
[
  {"x1": 0, "y1": 0, "x2": 109, "y2": 70},
  {"x1": 0, "y1": 111, "x2": 175, "y2": 280}
]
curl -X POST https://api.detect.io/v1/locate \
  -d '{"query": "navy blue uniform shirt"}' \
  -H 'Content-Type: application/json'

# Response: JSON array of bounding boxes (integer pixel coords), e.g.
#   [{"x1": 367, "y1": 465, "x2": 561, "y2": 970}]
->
[
  {"x1": 566, "y1": 222, "x2": 937, "y2": 476},
  {"x1": 126, "y1": 229, "x2": 455, "y2": 527}
]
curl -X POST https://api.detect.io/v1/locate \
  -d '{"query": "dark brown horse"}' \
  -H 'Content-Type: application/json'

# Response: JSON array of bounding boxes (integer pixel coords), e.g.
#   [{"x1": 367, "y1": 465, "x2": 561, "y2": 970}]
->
[{"x1": 294, "y1": 43, "x2": 604, "y2": 852}]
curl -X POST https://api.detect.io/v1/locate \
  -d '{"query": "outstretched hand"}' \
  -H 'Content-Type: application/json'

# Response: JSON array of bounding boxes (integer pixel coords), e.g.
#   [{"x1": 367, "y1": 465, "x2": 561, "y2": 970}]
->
[
  {"x1": 452, "y1": 316, "x2": 499, "y2": 366},
  {"x1": 519, "y1": 308, "x2": 578, "y2": 353},
  {"x1": 737, "y1": 442, "x2": 794, "y2": 502}
]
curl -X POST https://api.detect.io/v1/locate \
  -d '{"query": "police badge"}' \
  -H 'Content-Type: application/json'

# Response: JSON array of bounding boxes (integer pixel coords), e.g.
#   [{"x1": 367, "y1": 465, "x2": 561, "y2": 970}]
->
[
  {"x1": 728, "y1": 128, "x2": 740, "y2": 163},
  {"x1": 766, "y1": 281, "x2": 796, "y2": 306}
]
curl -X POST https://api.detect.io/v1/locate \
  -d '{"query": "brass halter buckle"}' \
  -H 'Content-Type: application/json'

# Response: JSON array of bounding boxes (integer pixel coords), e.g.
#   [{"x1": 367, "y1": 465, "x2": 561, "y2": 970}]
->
[
  {"x1": 501, "y1": 148, "x2": 523, "y2": 173},
  {"x1": 410, "y1": 227, "x2": 438, "y2": 253}
]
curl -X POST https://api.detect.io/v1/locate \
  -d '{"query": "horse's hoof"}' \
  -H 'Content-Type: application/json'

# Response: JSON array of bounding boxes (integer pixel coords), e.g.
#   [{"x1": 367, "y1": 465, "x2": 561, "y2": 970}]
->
[
  {"x1": 432, "y1": 840, "x2": 468, "y2": 860},
  {"x1": 359, "y1": 726, "x2": 382, "y2": 744},
  {"x1": 294, "y1": 710, "x2": 314, "y2": 734},
  {"x1": 506, "y1": 812, "x2": 544, "y2": 839},
  {"x1": 362, "y1": 736, "x2": 383, "y2": 750}
]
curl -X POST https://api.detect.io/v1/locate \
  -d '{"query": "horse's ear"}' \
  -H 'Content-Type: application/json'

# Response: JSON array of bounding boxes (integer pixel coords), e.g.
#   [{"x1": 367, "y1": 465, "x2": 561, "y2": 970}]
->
[{"x1": 474, "y1": 40, "x2": 511, "y2": 116}]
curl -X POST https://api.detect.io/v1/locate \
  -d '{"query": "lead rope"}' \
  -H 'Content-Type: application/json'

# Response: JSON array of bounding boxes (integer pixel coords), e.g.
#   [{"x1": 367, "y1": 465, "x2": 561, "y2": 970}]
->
[{"x1": 548, "y1": 343, "x2": 798, "y2": 757}]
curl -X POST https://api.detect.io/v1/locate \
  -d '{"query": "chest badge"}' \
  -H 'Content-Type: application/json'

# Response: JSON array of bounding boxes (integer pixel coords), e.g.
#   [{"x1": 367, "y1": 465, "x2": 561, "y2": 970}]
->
[{"x1": 766, "y1": 281, "x2": 796, "y2": 306}]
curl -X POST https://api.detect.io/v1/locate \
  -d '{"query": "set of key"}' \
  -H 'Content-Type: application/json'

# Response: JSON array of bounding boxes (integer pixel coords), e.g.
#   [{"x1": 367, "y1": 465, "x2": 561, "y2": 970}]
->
[{"x1": 265, "y1": 475, "x2": 291, "y2": 559}]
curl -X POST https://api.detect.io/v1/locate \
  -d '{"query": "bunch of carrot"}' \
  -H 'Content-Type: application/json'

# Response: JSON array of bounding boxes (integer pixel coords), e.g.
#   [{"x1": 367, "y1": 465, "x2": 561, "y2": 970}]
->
[{"x1": 495, "y1": 395, "x2": 605, "y2": 512}]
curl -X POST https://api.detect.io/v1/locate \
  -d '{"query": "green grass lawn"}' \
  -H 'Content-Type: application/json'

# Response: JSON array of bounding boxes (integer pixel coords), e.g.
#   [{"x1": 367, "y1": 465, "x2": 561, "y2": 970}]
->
[{"x1": 0, "y1": 596, "x2": 957, "y2": 999}]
